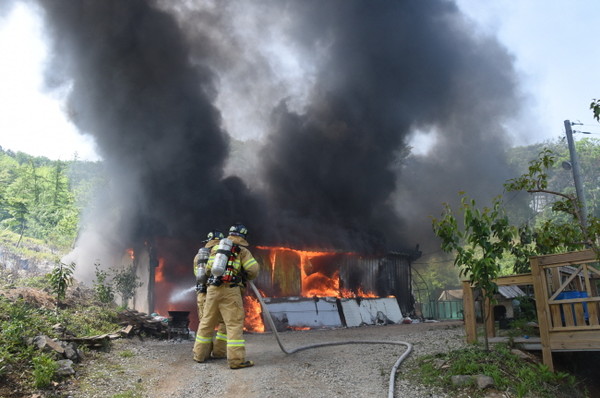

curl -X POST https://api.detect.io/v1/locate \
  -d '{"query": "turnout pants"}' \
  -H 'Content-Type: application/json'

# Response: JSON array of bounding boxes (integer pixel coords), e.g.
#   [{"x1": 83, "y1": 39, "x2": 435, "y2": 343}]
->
[
  {"x1": 195, "y1": 284, "x2": 247, "y2": 367},
  {"x1": 193, "y1": 292, "x2": 227, "y2": 361}
]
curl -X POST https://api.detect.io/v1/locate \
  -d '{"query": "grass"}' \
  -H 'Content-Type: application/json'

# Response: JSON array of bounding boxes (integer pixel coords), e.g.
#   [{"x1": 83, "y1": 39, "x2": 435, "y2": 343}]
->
[
  {"x1": 412, "y1": 343, "x2": 587, "y2": 398},
  {"x1": 119, "y1": 350, "x2": 135, "y2": 358},
  {"x1": 0, "y1": 267, "x2": 122, "y2": 396},
  {"x1": 0, "y1": 229, "x2": 65, "y2": 263},
  {"x1": 111, "y1": 385, "x2": 144, "y2": 398}
]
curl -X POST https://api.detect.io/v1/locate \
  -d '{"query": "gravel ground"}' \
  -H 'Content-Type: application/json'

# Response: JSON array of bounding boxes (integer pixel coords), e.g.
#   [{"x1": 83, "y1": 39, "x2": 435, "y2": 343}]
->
[{"x1": 61, "y1": 320, "x2": 467, "y2": 398}]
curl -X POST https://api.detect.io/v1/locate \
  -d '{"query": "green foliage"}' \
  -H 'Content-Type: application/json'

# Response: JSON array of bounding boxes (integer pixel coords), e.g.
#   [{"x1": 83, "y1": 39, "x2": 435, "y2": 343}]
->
[
  {"x1": 412, "y1": 254, "x2": 461, "y2": 300},
  {"x1": 505, "y1": 148, "x2": 600, "y2": 256},
  {"x1": 414, "y1": 345, "x2": 583, "y2": 398},
  {"x1": 49, "y1": 261, "x2": 76, "y2": 303},
  {"x1": 0, "y1": 148, "x2": 105, "y2": 251},
  {"x1": 61, "y1": 304, "x2": 121, "y2": 336},
  {"x1": 591, "y1": 99, "x2": 600, "y2": 122},
  {"x1": 112, "y1": 265, "x2": 143, "y2": 306},
  {"x1": 31, "y1": 353, "x2": 58, "y2": 389},
  {"x1": 432, "y1": 193, "x2": 515, "y2": 349},
  {"x1": 432, "y1": 194, "x2": 514, "y2": 292},
  {"x1": 0, "y1": 270, "x2": 122, "y2": 392},
  {"x1": 94, "y1": 263, "x2": 115, "y2": 304},
  {"x1": 119, "y1": 350, "x2": 135, "y2": 358}
]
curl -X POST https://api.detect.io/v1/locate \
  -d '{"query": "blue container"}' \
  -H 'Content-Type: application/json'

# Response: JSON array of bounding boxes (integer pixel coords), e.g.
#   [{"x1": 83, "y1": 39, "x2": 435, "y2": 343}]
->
[{"x1": 556, "y1": 291, "x2": 589, "y2": 325}]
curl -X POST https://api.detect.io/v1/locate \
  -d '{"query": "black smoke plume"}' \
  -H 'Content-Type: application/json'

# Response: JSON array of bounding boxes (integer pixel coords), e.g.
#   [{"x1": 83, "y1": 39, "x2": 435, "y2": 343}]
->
[
  {"x1": 30, "y1": 0, "x2": 522, "y2": 266},
  {"x1": 36, "y1": 0, "x2": 263, "y2": 259}
]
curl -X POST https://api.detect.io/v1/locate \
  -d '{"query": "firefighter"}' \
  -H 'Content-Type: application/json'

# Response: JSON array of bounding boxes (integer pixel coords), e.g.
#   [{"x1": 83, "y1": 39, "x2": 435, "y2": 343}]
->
[
  {"x1": 192, "y1": 230, "x2": 227, "y2": 362},
  {"x1": 194, "y1": 223, "x2": 259, "y2": 369}
]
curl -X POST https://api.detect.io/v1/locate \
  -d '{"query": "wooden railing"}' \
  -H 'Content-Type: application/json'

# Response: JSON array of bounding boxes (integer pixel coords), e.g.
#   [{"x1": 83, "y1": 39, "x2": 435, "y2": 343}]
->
[
  {"x1": 531, "y1": 249, "x2": 600, "y2": 371},
  {"x1": 462, "y1": 249, "x2": 600, "y2": 371}
]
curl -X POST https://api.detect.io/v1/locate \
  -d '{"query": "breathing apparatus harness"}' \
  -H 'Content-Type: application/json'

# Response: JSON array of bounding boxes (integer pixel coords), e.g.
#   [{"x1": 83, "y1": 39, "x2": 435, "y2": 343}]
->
[{"x1": 208, "y1": 238, "x2": 243, "y2": 287}]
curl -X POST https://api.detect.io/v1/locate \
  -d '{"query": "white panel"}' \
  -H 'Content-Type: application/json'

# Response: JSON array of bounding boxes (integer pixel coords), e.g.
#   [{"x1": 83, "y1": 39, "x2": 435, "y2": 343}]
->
[
  {"x1": 264, "y1": 297, "x2": 342, "y2": 328},
  {"x1": 339, "y1": 299, "x2": 363, "y2": 327},
  {"x1": 358, "y1": 298, "x2": 403, "y2": 324}
]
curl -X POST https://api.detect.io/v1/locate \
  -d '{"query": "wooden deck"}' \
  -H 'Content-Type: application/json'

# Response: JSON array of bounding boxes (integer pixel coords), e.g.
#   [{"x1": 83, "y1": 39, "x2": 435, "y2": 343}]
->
[{"x1": 463, "y1": 249, "x2": 600, "y2": 371}]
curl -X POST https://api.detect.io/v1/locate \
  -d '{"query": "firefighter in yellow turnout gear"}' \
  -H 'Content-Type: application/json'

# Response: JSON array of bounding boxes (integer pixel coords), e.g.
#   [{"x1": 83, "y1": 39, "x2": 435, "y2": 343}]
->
[
  {"x1": 194, "y1": 223, "x2": 259, "y2": 369},
  {"x1": 192, "y1": 230, "x2": 227, "y2": 362}
]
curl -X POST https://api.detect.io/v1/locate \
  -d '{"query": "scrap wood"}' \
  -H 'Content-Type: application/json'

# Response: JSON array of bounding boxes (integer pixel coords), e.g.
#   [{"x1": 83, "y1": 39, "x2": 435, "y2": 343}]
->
[
  {"x1": 63, "y1": 334, "x2": 113, "y2": 348},
  {"x1": 118, "y1": 309, "x2": 167, "y2": 336}
]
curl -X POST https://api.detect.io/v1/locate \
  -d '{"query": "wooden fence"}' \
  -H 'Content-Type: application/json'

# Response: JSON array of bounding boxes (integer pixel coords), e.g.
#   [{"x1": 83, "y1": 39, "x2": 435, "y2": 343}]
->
[{"x1": 463, "y1": 249, "x2": 600, "y2": 371}]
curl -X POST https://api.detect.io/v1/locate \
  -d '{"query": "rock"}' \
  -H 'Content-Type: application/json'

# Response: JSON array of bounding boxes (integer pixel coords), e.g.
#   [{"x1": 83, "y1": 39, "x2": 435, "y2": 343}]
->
[
  {"x1": 450, "y1": 374, "x2": 495, "y2": 390},
  {"x1": 56, "y1": 359, "x2": 75, "y2": 377},
  {"x1": 451, "y1": 375, "x2": 473, "y2": 387},
  {"x1": 61, "y1": 341, "x2": 82, "y2": 362},
  {"x1": 510, "y1": 348, "x2": 539, "y2": 363},
  {"x1": 32, "y1": 335, "x2": 65, "y2": 355},
  {"x1": 475, "y1": 374, "x2": 495, "y2": 389},
  {"x1": 431, "y1": 358, "x2": 447, "y2": 369}
]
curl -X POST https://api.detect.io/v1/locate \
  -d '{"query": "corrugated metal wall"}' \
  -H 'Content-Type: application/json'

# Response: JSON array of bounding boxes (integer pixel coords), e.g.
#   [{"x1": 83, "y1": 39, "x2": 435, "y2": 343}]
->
[
  {"x1": 338, "y1": 253, "x2": 414, "y2": 316},
  {"x1": 251, "y1": 248, "x2": 415, "y2": 315}
]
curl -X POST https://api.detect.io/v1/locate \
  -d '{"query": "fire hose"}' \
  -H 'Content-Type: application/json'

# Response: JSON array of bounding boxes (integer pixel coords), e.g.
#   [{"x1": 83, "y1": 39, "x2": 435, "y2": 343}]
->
[{"x1": 248, "y1": 281, "x2": 413, "y2": 398}]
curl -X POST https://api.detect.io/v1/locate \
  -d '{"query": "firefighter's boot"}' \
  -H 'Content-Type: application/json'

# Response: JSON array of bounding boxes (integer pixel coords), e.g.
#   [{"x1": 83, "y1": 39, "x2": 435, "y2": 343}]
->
[{"x1": 230, "y1": 360, "x2": 254, "y2": 369}]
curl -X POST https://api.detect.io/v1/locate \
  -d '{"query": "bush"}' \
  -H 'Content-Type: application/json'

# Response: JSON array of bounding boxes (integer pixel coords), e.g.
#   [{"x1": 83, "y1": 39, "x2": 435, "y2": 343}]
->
[
  {"x1": 31, "y1": 353, "x2": 58, "y2": 389},
  {"x1": 413, "y1": 344, "x2": 584, "y2": 398},
  {"x1": 94, "y1": 263, "x2": 115, "y2": 304}
]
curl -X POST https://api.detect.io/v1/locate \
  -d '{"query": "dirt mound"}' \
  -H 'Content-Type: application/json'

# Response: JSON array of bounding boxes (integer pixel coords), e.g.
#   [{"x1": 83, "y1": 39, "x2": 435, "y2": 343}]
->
[
  {"x1": 0, "y1": 282, "x2": 97, "y2": 309},
  {"x1": 0, "y1": 287, "x2": 56, "y2": 308}
]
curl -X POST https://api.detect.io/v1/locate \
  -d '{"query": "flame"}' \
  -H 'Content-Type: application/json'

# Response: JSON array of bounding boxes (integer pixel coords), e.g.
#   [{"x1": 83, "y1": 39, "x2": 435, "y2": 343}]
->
[
  {"x1": 303, "y1": 271, "x2": 339, "y2": 297},
  {"x1": 356, "y1": 287, "x2": 375, "y2": 298},
  {"x1": 244, "y1": 294, "x2": 264, "y2": 333},
  {"x1": 126, "y1": 248, "x2": 135, "y2": 260},
  {"x1": 256, "y1": 246, "x2": 379, "y2": 299},
  {"x1": 289, "y1": 326, "x2": 311, "y2": 331},
  {"x1": 155, "y1": 257, "x2": 166, "y2": 283}
]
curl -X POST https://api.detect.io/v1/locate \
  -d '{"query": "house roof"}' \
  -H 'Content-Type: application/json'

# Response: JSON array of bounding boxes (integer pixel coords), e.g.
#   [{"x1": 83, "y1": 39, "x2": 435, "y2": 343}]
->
[
  {"x1": 438, "y1": 285, "x2": 527, "y2": 301},
  {"x1": 498, "y1": 285, "x2": 526, "y2": 299}
]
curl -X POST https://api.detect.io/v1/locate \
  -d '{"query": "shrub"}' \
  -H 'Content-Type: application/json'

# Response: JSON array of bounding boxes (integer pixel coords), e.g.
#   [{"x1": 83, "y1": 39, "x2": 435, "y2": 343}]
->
[{"x1": 31, "y1": 353, "x2": 58, "y2": 389}]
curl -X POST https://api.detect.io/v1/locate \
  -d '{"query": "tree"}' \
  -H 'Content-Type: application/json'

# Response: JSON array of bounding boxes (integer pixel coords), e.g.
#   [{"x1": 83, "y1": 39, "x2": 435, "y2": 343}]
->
[
  {"x1": 93, "y1": 263, "x2": 115, "y2": 304},
  {"x1": 4, "y1": 200, "x2": 29, "y2": 248},
  {"x1": 112, "y1": 266, "x2": 143, "y2": 308},
  {"x1": 0, "y1": 149, "x2": 102, "y2": 251},
  {"x1": 48, "y1": 261, "x2": 75, "y2": 309},
  {"x1": 590, "y1": 99, "x2": 600, "y2": 122},
  {"x1": 504, "y1": 149, "x2": 599, "y2": 255},
  {"x1": 432, "y1": 193, "x2": 515, "y2": 350}
]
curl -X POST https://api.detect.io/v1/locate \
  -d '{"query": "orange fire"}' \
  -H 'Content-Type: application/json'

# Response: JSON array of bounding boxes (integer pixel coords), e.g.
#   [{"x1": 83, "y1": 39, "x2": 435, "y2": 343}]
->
[
  {"x1": 154, "y1": 257, "x2": 166, "y2": 283},
  {"x1": 303, "y1": 271, "x2": 340, "y2": 297},
  {"x1": 256, "y1": 246, "x2": 377, "y2": 299},
  {"x1": 126, "y1": 248, "x2": 135, "y2": 260},
  {"x1": 244, "y1": 294, "x2": 264, "y2": 333}
]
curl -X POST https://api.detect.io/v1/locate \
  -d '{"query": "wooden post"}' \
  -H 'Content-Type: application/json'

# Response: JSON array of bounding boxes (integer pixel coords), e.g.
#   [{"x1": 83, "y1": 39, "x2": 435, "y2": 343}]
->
[
  {"x1": 462, "y1": 280, "x2": 477, "y2": 343},
  {"x1": 531, "y1": 256, "x2": 554, "y2": 371}
]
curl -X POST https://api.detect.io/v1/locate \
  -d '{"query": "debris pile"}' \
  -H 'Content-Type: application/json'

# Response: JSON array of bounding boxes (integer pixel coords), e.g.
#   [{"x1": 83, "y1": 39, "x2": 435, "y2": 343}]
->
[{"x1": 117, "y1": 309, "x2": 169, "y2": 338}]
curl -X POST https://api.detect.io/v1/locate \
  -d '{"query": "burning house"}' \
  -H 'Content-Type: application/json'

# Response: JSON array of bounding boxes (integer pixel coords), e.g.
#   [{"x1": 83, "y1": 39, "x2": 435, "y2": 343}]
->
[
  {"x1": 251, "y1": 247, "x2": 421, "y2": 331},
  {"x1": 124, "y1": 242, "x2": 421, "y2": 333}
]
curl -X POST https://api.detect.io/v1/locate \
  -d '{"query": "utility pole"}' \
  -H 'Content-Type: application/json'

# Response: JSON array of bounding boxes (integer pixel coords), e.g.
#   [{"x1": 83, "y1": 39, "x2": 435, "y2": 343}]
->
[{"x1": 564, "y1": 120, "x2": 588, "y2": 229}]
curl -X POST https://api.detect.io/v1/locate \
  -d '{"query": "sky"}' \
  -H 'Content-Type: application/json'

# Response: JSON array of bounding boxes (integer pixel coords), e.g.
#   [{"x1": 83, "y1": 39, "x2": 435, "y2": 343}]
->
[
  {"x1": 0, "y1": 1, "x2": 599, "y2": 161},
  {"x1": 455, "y1": 0, "x2": 600, "y2": 141}
]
